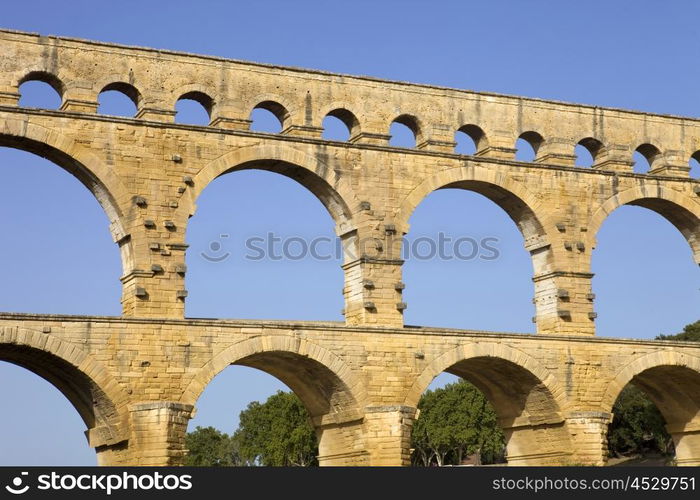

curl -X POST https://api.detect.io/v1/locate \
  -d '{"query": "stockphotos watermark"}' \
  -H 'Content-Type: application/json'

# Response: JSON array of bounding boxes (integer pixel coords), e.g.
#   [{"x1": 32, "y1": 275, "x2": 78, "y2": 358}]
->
[
  {"x1": 200, "y1": 232, "x2": 500, "y2": 262},
  {"x1": 4, "y1": 470, "x2": 192, "y2": 495}
]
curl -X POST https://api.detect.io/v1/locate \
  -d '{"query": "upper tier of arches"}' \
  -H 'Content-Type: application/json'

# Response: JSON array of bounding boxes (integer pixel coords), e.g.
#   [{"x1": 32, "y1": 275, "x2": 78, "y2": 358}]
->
[
  {"x1": 13, "y1": 71, "x2": 700, "y2": 176},
  {"x1": 5, "y1": 33, "x2": 700, "y2": 179}
]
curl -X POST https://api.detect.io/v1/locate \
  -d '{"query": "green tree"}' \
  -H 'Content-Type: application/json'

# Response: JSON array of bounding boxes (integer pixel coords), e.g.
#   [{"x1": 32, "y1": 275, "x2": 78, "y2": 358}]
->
[
  {"x1": 656, "y1": 320, "x2": 700, "y2": 342},
  {"x1": 607, "y1": 385, "x2": 672, "y2": 457},
  {"x1": 411, "y1": 379, "x2": 505, "y2": 466},
  {"x1": 184, "y1": 426, "x2": 241, "y2": 466},
  {"x1": 233, "y1": 391, "x2": 318, "y2": 466}
]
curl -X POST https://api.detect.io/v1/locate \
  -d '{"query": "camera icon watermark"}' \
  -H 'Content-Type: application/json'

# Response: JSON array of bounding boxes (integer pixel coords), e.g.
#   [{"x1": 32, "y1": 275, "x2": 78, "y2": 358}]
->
[
  {"x1": 200, "y1": 234, "x2": 231, "y2": 262},
  {"x1": 5, "y1": 472, "x2": 29, "y2": 495}
]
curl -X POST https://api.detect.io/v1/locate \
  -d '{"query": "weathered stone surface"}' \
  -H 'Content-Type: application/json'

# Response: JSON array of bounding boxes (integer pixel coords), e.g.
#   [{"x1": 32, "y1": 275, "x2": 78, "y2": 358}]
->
[{"x1": 0, "y1": 30, "x2": 699, "y2": 466}]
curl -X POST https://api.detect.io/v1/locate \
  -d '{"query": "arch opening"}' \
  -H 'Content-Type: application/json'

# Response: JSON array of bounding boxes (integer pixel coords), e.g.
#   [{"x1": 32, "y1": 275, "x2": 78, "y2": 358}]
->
[
  {"x1": 389, "y1": 114, "x2": 420, "y2": 148},
  {"x1": 455, "y1": 124, "x2": 486, "y2": 155},
  {"x1": 689, "y1": 151, "x2": 700, "y2": 178},
  {"x1": 192, "y1": 153, "x2": 354, "y2": 242},
  {"x1": 605, "y1": 363, "x2": 700, "y2": 466},
  {"x1": 0, "y1": 135, "x2": 125, "y2": 234},
  {"x1": 175, "y1": 91, "x2": 213, "y2": 126},
  {"x1": 0, "y1": 344, "x2": 118, "y2": 431},
  {"x1": 0, "y1": 145, "x2": 123, "y2": 314},
  {"x1": 233, "y1": 351, "x2": 358, "y2": 418},
  {"x1": 0, "y1": 338, "x2": 126, "y2": 465},
  {"x1": 410, "y1": 354, "x2": 570, "y2": 466},
  {"x1": 576, "y1": 137, "x2": 604, "y2": 167},
  {"x1": 250, "y1": 101, "x2": 288, "y2": 133},
  {"x1": 515, "y1": 131, "x2": 543, "y2": 162},
  {"x1": 592, "y1": 203, "x2": 699, "y2": 338},
  {"x1": 98, "y1": 83, "x2": 140, "y2": 117},
  {"x1": 402, "y1": 184, "x2": 541, "y2": 331},
  {"x1": 0, "y1": 361, "x2": 96, "y2": 465},
  {"x1": 186, "y1": 163, "x2": 348, "y2": 321},
  {"x1": 322, "y1": 114, "x2": 350, "y2": 141},
  {"x1": 633, "y1": 143, "x2": 662, "y2": 174},
  {"x1": 322, "y1": 108, "x2": 358, "y2": 141},
  {"x1": 18, "y1": 72, "x2": 63, "y2": 109},
  {"x1": 184, "y1": 344, "x2": 363, "y2": 466},
  {"x1": 607, "y1": 382, "x2": 674, "y2": 465}
]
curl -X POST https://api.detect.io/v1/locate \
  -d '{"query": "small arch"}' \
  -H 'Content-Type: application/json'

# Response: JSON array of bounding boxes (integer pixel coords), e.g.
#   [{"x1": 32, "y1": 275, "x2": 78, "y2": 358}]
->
[
  {"x1": 18, "y1": 71, "x2": 64, "y2": 109},
  {"x1": 390, "y1": 114, "x2": 421, "y2": 148},
  {"x1": 689, "y1": 151, "x2": 700, "y2": 178},
  {"x1": 322, "y1": 115, "x2": 349, "y2": 141},
  {"x1": 19, "y1": 71, "x2": 64, "y2": 96},
  {"x1": 98, "y1": 82, "x2": 140, "y2": 117},
  {"x1": 576, "y1": 137, "x2": 604, "y2": 167},
  {"x1": 322, "y1": 108, "x2": 359, "y2": 141},
  {"x1": 634, "y1": 143, "x2": 662, "y2": 173},
  {"x1": 250, "y1": 100, "x2": 289, "y2": 133},
  {"x1": 515, "y1": 131, "x2": 544, "y2": 162},
  {"x1": 176, "y1": 91, "x2": 214, "y2": 126},
  {"x1": 100, "y1": 82, "x2": 140, "y2": 108},
  {"x1": 455, "y1": 124, "x2": 487, "y2": 155}
]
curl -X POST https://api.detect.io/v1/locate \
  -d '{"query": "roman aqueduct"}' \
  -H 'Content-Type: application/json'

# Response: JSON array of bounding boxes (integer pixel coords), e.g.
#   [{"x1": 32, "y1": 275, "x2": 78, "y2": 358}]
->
[{"x1": 0, "y1": 29, "x2": 699, "y2": 465}]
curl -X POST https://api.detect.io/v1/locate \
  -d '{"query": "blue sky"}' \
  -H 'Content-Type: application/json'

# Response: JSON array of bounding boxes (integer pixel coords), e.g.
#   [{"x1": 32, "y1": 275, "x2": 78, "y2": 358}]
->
[{"x1": 0, "y1": 0, "x2": 698, "y2": 465}]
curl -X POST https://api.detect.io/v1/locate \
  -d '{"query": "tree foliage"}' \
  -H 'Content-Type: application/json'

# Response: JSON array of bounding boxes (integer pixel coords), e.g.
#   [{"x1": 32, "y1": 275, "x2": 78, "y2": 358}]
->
[
  {"x1": 233, "y1": 391, "x2": 318, "y2": 466},
  {"x1": 656, "y1": 320, "x2": 700, "y2": 342},
  {"x1": 184, "y1": 426, "x2": 241, "y2": 466},
  {"x1": 411, "y1": 379, "x2": 505, "y2": 466},
  {"x1": 607, "y1": 385, "x2": 672, "y2": 457}
]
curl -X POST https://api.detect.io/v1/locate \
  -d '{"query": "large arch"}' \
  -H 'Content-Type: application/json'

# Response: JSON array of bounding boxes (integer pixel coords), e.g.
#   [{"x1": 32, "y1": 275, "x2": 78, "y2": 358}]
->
[
  {"x1": 181, "y1": 335, "x2": 367, "y2": 465},
  {"x1": 0, "y1": 117, "x2": 133, "y2": 271},
  {"x1": 395, "y1": 166, "x2": 552, "y2": 252},
  {"x1": 588, "y1": 186, "x2": 700, "y2": 264},
  {"x1": 396, "y1": 166, "x2": 556, "y2": 333},
  {"x1": 0, "y1": 326, "x2": 130, "y2": 458},
  {"x1": 602, "y1": 351, "x2": 700, "y2": 465},
  {"x1": 406, "y1": 342, "x2": 572, "y2": 465},
  {"x1": 181, "y1": 335, "x2": 364, "y2": 413},
  {"x1": 406, "y1": 342, "x2": 566, "y2": 413},
  {"x1": 602, "y1": 350, "x2": 700, "y2": 415},
  {"x1": 187, "y1": 143, "x2": 359, "y2": 234}
]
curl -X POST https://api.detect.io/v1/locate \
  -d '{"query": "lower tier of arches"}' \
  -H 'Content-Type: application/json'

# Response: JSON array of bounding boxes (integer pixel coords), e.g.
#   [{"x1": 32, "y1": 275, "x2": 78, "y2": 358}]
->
[{"x1": 2, "y1": 317, "x2": 700, "y2": 466}]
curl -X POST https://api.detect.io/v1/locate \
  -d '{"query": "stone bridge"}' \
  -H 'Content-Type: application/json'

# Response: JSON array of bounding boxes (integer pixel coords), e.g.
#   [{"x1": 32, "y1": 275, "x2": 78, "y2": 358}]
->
[{"x1": 0, "y1": 29, "x2": 699, "y2": 466}]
